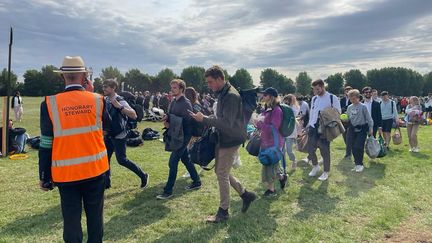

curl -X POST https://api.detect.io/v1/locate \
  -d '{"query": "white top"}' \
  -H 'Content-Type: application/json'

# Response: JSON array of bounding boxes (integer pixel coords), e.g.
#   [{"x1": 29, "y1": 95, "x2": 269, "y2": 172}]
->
[
  {"x1": 299, "y1": 101, "x2": 309, "y2": 117},
  {"x1": 308, "y1": 92, "x2": 341, "y2": 128},
  {"x1": 13, "y1": 96, "x2": 22, "y2": 108},
  {"x1": 288, "y1": 105, "x2": 300, "y2": 138},
  {"x1": 425, "y1": 98, "x2": 432, "y2": 108},
  {"x1": 363, "y1": 98, "x2": 373, "y2": 116}
]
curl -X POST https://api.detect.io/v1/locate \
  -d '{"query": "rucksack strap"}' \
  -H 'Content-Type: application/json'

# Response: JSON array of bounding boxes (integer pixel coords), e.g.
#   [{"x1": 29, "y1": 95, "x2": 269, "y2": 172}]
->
[{"x1": 330, "y1": 94, "x2": 334, "y2": 108}]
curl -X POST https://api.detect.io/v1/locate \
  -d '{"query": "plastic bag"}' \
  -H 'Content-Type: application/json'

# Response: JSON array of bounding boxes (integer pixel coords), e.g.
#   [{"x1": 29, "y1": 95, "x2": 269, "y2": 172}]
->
[{"x1": 365, "y1": 136, "x2": 380, "y2": 159}]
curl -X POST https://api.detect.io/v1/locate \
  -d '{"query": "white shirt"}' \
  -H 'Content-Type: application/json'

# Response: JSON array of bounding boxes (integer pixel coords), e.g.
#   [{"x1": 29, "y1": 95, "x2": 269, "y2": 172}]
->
[
  {"x1": 363, "y1": 98, "x2": 373, "y2": 116},
  {"x1": 299, "y1": 101, "x2": 309, "y2": 117},
  {"x1": 13, "y1": 96, "x2": 22, "y2": 108},
  {"x1": 308, "y1": 92, "x2": 342, "y2": 128},
  {"x1": 288, "y1": 105, "x2": 300, "y2": 138}
]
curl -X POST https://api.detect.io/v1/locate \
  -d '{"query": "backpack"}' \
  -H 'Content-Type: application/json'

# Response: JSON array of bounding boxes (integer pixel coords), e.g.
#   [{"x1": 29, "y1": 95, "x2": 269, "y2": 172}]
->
[
  {"x1": 106, "y1": 96, "x2": 128, "y2": 137},
  {"x1": 279, "y1": 104, "x2": 296, "y2": 137},
  {"x1": 126, "y1": 137, "x2": 143, "y2": 147},
  {"x1": 118, "y1": 91, "x2": 144, "y2": 123},
  {"x1": 142, "y1": 128, "x2": 160, "y2": 140},
  {"x1": 239, "y1": 88, "x2": 260, "y2": 126}
]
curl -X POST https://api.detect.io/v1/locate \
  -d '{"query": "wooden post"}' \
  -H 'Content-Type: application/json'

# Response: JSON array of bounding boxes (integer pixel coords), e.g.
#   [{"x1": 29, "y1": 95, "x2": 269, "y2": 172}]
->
[{"x1": 2, "y1": 97, "x2": 7, "y2": 156}]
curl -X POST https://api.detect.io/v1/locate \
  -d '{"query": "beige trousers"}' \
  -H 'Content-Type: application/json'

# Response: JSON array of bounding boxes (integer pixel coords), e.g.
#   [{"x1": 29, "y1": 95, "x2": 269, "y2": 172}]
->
[
  {"x1": 406, "y1": 123, "x2": 420, "y2": 148},
  {"x1": 215, "y1": 145, "x2": 245, "y2": 210}
]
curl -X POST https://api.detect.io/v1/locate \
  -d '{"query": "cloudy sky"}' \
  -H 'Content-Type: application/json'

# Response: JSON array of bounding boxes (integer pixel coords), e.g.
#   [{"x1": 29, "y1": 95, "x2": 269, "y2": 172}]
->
[{"x1": 0, "y1": 0, "x2": 431, "y2": 84}]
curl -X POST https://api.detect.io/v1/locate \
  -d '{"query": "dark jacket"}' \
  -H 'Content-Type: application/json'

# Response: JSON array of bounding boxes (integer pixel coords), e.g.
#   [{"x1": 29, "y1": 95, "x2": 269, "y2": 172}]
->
[
  {"x1": 168, "y1": 95, "x2": 193, "y2": 136},
  {"x1": 38, "y1": 86, "x2": 110, "y2": 186},
  {"x1": 203, "y1": 82, "x2": 247, "y2": 148},
  {"x1": 363, "y1": 100, "x2": 382, "y2": 128},
  {"x1": 340, "y1": 96, "x2": 351, "y2": 113}
]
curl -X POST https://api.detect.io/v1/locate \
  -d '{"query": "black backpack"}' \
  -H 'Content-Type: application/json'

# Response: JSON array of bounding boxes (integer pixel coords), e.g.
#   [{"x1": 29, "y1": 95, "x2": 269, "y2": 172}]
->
[
  {"x1": 126, "y1": 137, "x2": 143, "y2": 147},
  {"x1": 106, "y1": 96, "x2": 128, "y2": 137},
  {"x1": 239, "y1": 88, "x2": 260, "y2": 126},
  {"x1": 118, "y1": 92, "x2": 144, "y2": 123}
]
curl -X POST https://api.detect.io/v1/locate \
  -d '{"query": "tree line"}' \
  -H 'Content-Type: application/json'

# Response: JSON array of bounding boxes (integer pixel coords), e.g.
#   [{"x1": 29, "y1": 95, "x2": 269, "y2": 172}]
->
[{"x1": 0, "y1": 66, "x2": 431, "y2": 96}]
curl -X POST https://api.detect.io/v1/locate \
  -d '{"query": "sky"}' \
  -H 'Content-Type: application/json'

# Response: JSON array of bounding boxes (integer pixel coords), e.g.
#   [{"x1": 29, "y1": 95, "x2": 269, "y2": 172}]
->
[{"x1": 0, "y1": 0, "x2": 431, "y2": 84}]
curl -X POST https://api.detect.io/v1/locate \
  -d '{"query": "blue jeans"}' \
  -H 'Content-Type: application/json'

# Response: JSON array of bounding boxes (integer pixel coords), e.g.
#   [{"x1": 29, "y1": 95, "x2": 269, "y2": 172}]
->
[
  {"x1": 14, "y1": 133, "x2": 28, "y2": 153},
  {"x1": 104, "y1": 136, "x2": 146, "y2": 179},
  {"x1": 164, "y1": 135, "x2": 200, "y2": 194},
  {"x1": 284, "y1": 137, "x2": 296, "y2": 162}
]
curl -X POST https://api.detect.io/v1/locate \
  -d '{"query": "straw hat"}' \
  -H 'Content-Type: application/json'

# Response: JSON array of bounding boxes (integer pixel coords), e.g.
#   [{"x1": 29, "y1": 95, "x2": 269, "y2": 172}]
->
[{"x1": 55, "y1": 56, "x2": 88, "y2": 73}]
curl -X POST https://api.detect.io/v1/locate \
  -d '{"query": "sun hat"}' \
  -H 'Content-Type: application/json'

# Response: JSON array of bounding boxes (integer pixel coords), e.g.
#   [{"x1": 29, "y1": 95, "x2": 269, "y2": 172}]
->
[{"x1": 55, "y1": 56, "x2": 88, "y2": 74}]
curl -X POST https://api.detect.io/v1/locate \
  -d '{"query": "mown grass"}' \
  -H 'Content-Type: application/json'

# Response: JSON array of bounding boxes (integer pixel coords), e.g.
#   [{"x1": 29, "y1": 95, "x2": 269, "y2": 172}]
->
[{"x1": 0, "y1": 97, "x2": 431, "y2": 243}]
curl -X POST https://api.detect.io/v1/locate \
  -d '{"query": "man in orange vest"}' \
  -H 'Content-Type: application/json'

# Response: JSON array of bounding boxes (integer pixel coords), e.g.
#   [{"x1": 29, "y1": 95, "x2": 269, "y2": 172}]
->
[{"x1": 39, "y1": 56, "x2": 109, "y2": 243}]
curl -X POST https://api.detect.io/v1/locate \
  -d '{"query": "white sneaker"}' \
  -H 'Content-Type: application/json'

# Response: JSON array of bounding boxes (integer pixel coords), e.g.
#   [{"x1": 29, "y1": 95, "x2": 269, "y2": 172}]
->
[
  {"x1": 351, "y1": 166, "x2": 358, "y2": 171},
  {"x1": 413, "y1": 147, "x2": 420, "y2": 153},
  {"x1": 308, "y1": 165, "x2": 320, "y2": 177},
  {"x1": 355, "y1": 165, "x2": 364, "y2": 173},
  {"x1": 318, "y1": 172, "x2": 329, "y2": 181}
]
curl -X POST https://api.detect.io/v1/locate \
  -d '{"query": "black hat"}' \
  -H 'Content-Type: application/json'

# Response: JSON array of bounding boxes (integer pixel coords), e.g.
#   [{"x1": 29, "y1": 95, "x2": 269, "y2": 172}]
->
[{"x1": 262, "y1": 87, "x2": 278, "y2": 97}]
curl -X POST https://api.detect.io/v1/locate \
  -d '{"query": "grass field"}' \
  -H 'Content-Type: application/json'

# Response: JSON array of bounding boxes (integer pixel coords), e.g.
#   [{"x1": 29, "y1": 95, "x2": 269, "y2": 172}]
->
[{"x1": 0, "y1": 97, "x2": 431, "y2": 243}]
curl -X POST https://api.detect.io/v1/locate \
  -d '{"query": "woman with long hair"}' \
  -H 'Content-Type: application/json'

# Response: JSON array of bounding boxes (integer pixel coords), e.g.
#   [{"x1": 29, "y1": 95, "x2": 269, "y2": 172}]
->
[
  {"x1": 405, "y1": 96, "x2": 422, "y2": 152},
  {"x1": 255, "y1": 87, "x2": 285, "y2": 197},
  {"x1": 283, "y1": 94, "x2": 300, "y2": 170}
]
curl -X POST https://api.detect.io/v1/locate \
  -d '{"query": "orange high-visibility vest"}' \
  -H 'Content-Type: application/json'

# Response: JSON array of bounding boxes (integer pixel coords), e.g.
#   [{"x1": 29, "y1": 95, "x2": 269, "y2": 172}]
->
[{"x1": 46, "y1": 90, "x2": 109, "y2": 183}]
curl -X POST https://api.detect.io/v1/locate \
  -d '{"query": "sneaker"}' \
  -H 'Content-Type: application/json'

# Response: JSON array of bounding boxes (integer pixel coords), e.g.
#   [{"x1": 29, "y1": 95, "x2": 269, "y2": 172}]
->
[
  {"x1": 318, "y1": 172, "x2": 329, "y2": 181},
  {"x1": 206, "y1": 207, "x2": 229, "y2": 223},
  {"x1": 263, "y1": 189, "x2": 277, "y2": 197},
  {"x1": 291, "y1": 161, "x2": 297, "y2": 170},
  {"x1": 140, "y1": 173, "x2": 149, "y2": 189},
  {"x1": 185, "y1": 182, "x2": 202, "y2": 191},
  {"x1": 308, "y1": 165, "x2": 321, "y2": 177},
  {"x1": 240, "y1": 190, "x2": 257, "y2": 213},
  {"x1": 351, "y1": 165, "x2": 358, "y2": 172},
  {"x1": 355, "y1": 165, "x2": 364, "y2": 173},
  {"x1": 413, "y1": 147, "x2": 420, "y2": 153},
  {"x1": 156, "y1": 192, "x2": 173, "y2": 200},
  {"x1": 279, "y1": 174, "x2": 288, "y2": 190}
]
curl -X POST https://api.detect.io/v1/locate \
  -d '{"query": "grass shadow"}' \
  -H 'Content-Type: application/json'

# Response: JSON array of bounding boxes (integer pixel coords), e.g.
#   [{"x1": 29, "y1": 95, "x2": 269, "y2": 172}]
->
[
  {"x1": 152, "y1": 198, "x2": 277, "y2": 243},
  {"x1": 104, "y1": 180, "x2": 193, "y2": 241},
  {"x1": 0, "y1": 205, "x2": 62, "y2": 238},
  {"x1": 336, "y1": 159, "x2": 386, "y2": 197},
  {"x1": 295, "y1": 179, "x2": 340, "y2": 220}
]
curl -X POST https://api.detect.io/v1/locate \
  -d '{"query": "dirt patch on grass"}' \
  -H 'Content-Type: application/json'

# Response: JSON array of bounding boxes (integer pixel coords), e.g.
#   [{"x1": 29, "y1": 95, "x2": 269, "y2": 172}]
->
[{"x1": 382, "y1": 216, "x2": 432, "y2": 243}]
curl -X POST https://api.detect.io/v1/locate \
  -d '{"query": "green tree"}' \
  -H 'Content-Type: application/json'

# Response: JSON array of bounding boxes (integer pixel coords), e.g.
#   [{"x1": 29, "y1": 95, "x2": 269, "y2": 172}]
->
[
  {"x1": 0, "y1": 68, "x2": 18, "y2": 96},
  {"x1": 41, "y1": 65, "x2": 63, "y2": 95},
  {"x1": 93, "y1": 77, "x2": 103, "y2": 94},
  {"x1": 100, "y1": 66, "x2": 124, "y2": 82},
  {"x1": 367, "y1": 67, "x2": 424, "y2": 96},
  {"x1": 181, "y1": 66, "x2": 206, "y2": 93},
  {"x1": 124, "y1": 68, "x2": 152, "y2": 92},
  {"x1": 229, "y1": 68, "x2": 254, "y2": 90},
  {"x1": 344, "y1": 69, "x2": 368, "y2": 90},
  {"x1": 23, "y1": 69, "x2": 43, "y2": 96},
  {"x1": 423, "y1": 72, "x2": 432, "y2": 96},
  {"x1": 325, "y1": 73, "x2": 344, "y2": 95},
  {"x1": 260, "y1": 68, "x2": 295, "y2": 95},
  {"x1": 295, "y1": 71, "x2": 312, "y2": 95},
  {"x1": 153, "y1": 68, "x2": 176, "y2": 92}
]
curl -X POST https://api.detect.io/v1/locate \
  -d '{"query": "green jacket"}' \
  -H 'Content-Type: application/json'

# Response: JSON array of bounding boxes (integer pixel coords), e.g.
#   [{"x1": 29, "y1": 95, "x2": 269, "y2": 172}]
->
[{"x1": 203, "y1": 82, "x2": 247, "y2": 148}]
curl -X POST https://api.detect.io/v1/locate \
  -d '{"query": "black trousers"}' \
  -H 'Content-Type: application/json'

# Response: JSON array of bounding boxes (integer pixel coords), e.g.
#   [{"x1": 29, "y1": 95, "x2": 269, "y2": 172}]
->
[
  {"x1": 346, "y1": 126, "x2": 368, "y2": 166},
  {"x1": 307, "y1": 127, "x2": 331, "y2": 172},
  {"x1": 104, "y1": 136, "x2": 146, "y2": 180},
  {"x1": 58, "y1": 176, "x2": 105, "y2": 243}
]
